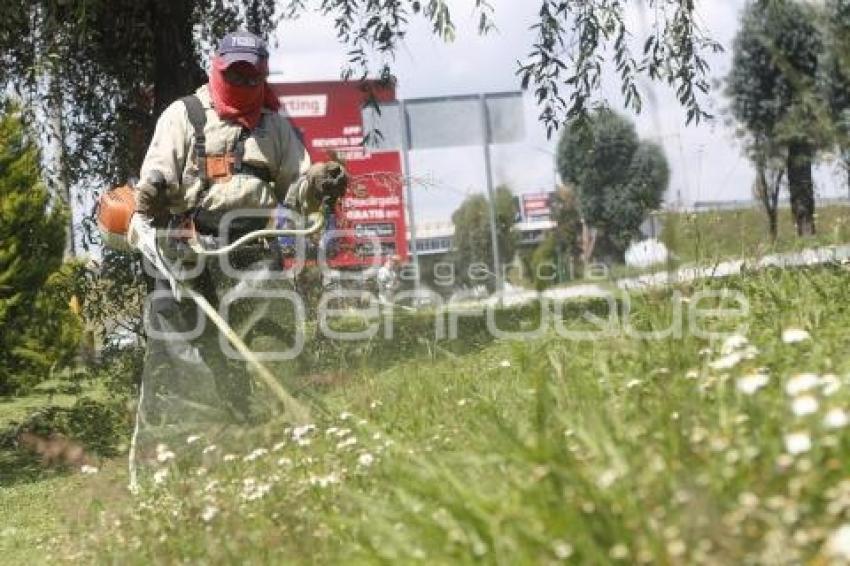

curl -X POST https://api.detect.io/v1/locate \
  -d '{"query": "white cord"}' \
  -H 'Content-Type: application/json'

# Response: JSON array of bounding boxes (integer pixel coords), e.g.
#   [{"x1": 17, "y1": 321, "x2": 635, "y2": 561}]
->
[
  {"x1": 127, "y1": 380, "x2": 145, "y2": 495},
  {"x1": 189, "y1": 214, "x2": 326, "y2": 257}
]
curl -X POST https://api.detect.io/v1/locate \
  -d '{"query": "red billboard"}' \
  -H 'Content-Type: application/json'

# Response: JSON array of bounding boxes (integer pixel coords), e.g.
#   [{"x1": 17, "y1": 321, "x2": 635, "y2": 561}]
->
[
  {"x1": 521, "y1": 192, "x2": 553, "y2": 221},
  {"x1": 269, "y1": 81, "x2": 407, "y2": 267}
]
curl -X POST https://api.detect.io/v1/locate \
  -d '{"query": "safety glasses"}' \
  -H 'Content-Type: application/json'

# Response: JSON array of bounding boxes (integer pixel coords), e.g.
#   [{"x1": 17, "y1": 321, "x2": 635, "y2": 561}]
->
[{"x1": 223, "y1": 67, "x2": 263, "y2": 87}]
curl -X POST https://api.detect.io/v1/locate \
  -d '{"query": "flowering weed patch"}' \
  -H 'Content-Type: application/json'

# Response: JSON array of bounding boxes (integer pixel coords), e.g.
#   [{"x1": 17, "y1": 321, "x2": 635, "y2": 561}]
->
[{"x1": 25, "y1": 264, "x2": 850, "y2": 563}]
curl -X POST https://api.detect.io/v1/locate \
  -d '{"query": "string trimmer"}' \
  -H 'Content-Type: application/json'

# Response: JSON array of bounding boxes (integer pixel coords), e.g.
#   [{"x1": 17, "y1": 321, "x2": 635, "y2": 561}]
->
[{"x1": 98, "y1": 185, "x2": 330, "y2": 423}]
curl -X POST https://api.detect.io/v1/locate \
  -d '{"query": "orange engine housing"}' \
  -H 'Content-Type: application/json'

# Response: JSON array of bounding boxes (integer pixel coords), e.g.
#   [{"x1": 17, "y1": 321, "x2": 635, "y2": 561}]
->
[{"x1": 97, "y1": 184, "x2": 137, "y2": 251}]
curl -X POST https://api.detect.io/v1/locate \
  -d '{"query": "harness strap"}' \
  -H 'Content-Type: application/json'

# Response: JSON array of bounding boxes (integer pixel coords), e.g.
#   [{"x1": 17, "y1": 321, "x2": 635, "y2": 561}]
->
[
  {"x1": 181, "y1": 95, "x2": 208, "y2": 190},
  {"x1": 182, "y1": 95, "x2": 271, "y2": 183},
  {"x1": 232, "y1": 127, "x2": 250, "y2": 173}
]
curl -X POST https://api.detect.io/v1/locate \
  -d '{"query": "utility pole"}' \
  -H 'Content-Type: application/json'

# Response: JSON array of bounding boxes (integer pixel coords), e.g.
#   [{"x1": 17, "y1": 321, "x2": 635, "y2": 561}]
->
[
  {"x1": 399, "y1": 100, "x2": 420, "y2": 295},
  {"x1": 479, "y1": 94, "x2": 503, "y2": 292}
]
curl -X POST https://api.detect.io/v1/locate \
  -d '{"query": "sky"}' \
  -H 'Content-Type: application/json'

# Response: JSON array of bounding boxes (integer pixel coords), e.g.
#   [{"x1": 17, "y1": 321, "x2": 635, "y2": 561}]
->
[{"x1": 270, "y1": 0, "x2": 848, "y2": 224}]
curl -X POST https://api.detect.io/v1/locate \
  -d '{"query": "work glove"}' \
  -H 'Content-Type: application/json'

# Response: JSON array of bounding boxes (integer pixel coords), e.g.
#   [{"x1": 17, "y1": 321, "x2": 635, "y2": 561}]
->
[
  {"x1": 286, "y1": 162, "x2": 349, "y2": 217},
  {"x1": 135, "y1": 170, "x2": 171, "y2": 220},
  {"x1": 308, "y1": 161, "x2": 348, "y2": 206}
]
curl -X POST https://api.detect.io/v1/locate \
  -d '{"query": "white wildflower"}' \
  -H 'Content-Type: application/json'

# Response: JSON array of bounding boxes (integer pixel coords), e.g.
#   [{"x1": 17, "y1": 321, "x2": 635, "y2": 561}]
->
[
  {"x1": 339, "y1": 412, "x2": 353, "y2": 421},
  {"x1": 685, "y1": 369, "x2": 699, "y2": 379},
  {"x1": 821, "y1": 374, "x2": 842, "y2": 396},
  {"x1": 243, "y1": 448, "x2": 268, "y2": 462},
  {"x1": 156, "y1": 448, "x2": 175, "y2": 463},
  {"x1": 202, "y1": 445, "x2": 217, "y2": 454},
  {"x1": 334, "y1": 428, "x2": 352, "y2": 438},
  {"x1": 325, "y1": 427, "x2": 339, "y2": 436},
  {"x1": 357, "y1": 453, "x2": 375, "y2": 467},
  {"x1": 667, "y1": 540, "x2": 687, "y2": 557},
  {"x1": 791, "y1": 395, "x2": 819, "y2": 417},
  {"x1": 277, "y1": 457, "x2": 292, "y2": 467},
  {"x1": 625, "y1": 379, "x2": 642, "y2": 390},
  {"x1": 200, "y1": 505, "x2": 218, "y2": 523},
  {"x1": 742, "y1": 345, "x2": 759, "y2": 359},
  {"x1": 552, "y1": 540, "x2": 573, "y2": 560},
  {"x1": 457, "y1": 398, "x2": 469, "y2": 406},
  {"x1": 826, "y1": 524, "x2": 850, "y2": 560},
  {"x1": 782, "y1": 328, "x2": 811, "y2": 344},
  {"x1": 784, "y1": 432, "x2": 812, "y2": 455},
  {"x1": 204, "y1": 480, "x2": 219, "y2": 492},
  {"x1": 272, "y1": 441, "x2": 286, "y2": 452},
  {"x1": 737, "y1": 371, "x2": 770, "y2": 395},
  {"x1": 309, "y1": 472, "x2": 340, "y2": 488},
  {"x1": 223, "y1": 454, "x2": 237, "y2": 462},
  {"x1": 786, "y1": 373, "x2": 820, "y2": 396},
  {"x1": 186, "y1": 435, "x2": 201, "y2": 445},
  {"x1": 79, "y1": 465, "x2": 98, "y2": 475},
  {"x1": 241, "y1": 479, "x2": 272, "y2": 501},
  {"x1": 369, "y1": 400, "x2": 383, "y2": 409},
  {"x1": 499, "y1": 360, "x2": 511, "y2": 368},
  {"x1": 825, "y1": 408, "x2": 849, "y2": 429},
  {"x1": 739, "y1": 492, "x2": 760, "y2": 509},
  {"x1": 292, "y1": 424, "x2": 316, "y2": 441},
  {"x1": 609, "y1": 543, "x2": 629, "y2": 560},
  {"x1": 153, "y1": 468, "x2": 169, "y2": 485},
  {"x1": 710, "y1": 352, "x2": 745, "y2": 371},
  {"x1": 336, "y1": 436, "x2": 357, "y2": 450},
  {"x1": 721, "y1": 334, "x2": 749, "y2": 355},
  {"x1": 296, "y1": 438, "x2": 312, "y2": 447},
  {"x1": 597, "y1": 469, "x2": 618, "y2": 489}
]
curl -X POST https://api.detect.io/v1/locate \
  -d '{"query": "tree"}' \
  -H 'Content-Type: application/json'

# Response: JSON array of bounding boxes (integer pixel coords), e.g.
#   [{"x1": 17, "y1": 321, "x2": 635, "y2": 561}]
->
[
  {"x1": 727, "y1": 0, "x2": 827, "y2": 236},
  {"x1": 528, "y1": 185, "x2": 582, "y2": 288},
  {"x1": 0, "y1": 105, "x2": 79, "y2": 395},
  {"x1": 556, "y1": 109, "x2": 669, "y2": 258},
  {"x1": 451, "y1": 186, "x2": 518, "y2": 289},
  {"x1": 314, "y1": 0, "x2": 722, "y2": 134},
  {"x1": 821, "y1": 0, "x2": 850, "y2": 192},
  {"x1": 0, "y1": 2, "x2": 721, "y2": 234},
  {"x1": 751, "y1": 139, "x2": 786, "y2": 239},
  {"x1": 0, "y1": 1, "x2": 283, "y2": 248}
]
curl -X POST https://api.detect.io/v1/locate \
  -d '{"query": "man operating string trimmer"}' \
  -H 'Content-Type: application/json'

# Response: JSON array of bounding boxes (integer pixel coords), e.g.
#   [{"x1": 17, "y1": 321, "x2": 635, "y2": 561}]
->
[{"x1": 99, "y1": 31, "x2": 347, "y2": 469}]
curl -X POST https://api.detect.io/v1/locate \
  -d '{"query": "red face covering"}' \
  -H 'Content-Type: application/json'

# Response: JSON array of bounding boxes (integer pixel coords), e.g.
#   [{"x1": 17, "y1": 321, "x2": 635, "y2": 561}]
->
[{"x1": 209, "y1": 56, "x2": 280, "y2": 130}]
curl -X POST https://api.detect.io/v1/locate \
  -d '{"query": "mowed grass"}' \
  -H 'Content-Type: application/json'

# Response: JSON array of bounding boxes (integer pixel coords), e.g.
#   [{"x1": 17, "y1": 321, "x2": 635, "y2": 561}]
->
[
  {"x1": 0, "y1": 378, "x2": 123, "y2": 565},
  {"x1": 15, "y1": 262, "x2": 846, "y2": 564},
  {"x1": 0, "y1": 461, "x2": 127, "y2": 564}
]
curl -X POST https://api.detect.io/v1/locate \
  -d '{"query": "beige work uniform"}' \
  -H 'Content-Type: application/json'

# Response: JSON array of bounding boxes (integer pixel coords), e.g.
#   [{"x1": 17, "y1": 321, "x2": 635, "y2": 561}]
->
[{"x1": 138, "y1": 84, "x2": 310, "y2": 216}]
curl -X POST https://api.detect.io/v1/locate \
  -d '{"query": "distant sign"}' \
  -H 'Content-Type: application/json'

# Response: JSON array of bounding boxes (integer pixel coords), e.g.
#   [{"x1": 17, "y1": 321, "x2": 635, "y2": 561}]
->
[
  {"x1": 521, "y1": 192, "x2": 553, "y2": 221},
  {"x1": 279, "y1": 95, "x2": 328, "y2": 118},
  {"x1": 270, "y1": 81, "x2": 408, "y2": 267},
  {"x1": 362, "y1": 92, "x2": 525, "y2": 151},
  {"x1": 336, "y1": 152, "x2": 407, "y2": 263}
]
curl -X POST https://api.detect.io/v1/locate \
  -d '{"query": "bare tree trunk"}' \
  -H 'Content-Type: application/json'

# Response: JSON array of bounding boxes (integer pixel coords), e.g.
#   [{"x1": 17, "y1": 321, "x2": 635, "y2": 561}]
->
[
  {"x1": 754, "y1": 163, "x2": 779, "y2": 241},
  {"x1": 767, "y1": 205, "x2": 778, "y2": 241},
  {"x1": 46, "y1": 37, "x2": 76, "y2": 261},
  {"x1": 787, "y1": 140, "x2": 816, "y2": 236},
  {"x1": 844, "y1": 155, "x2": 850, "y2": 199}
]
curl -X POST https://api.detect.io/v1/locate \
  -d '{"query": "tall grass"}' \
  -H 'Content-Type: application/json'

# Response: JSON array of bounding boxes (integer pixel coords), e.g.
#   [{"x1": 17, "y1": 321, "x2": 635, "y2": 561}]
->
[
  {"x1": 662, "y1": 205, "x2": 850, "y2": 265},
  {"x1": 40, "y1": 264, "x2": 850, "y2": 563}
]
